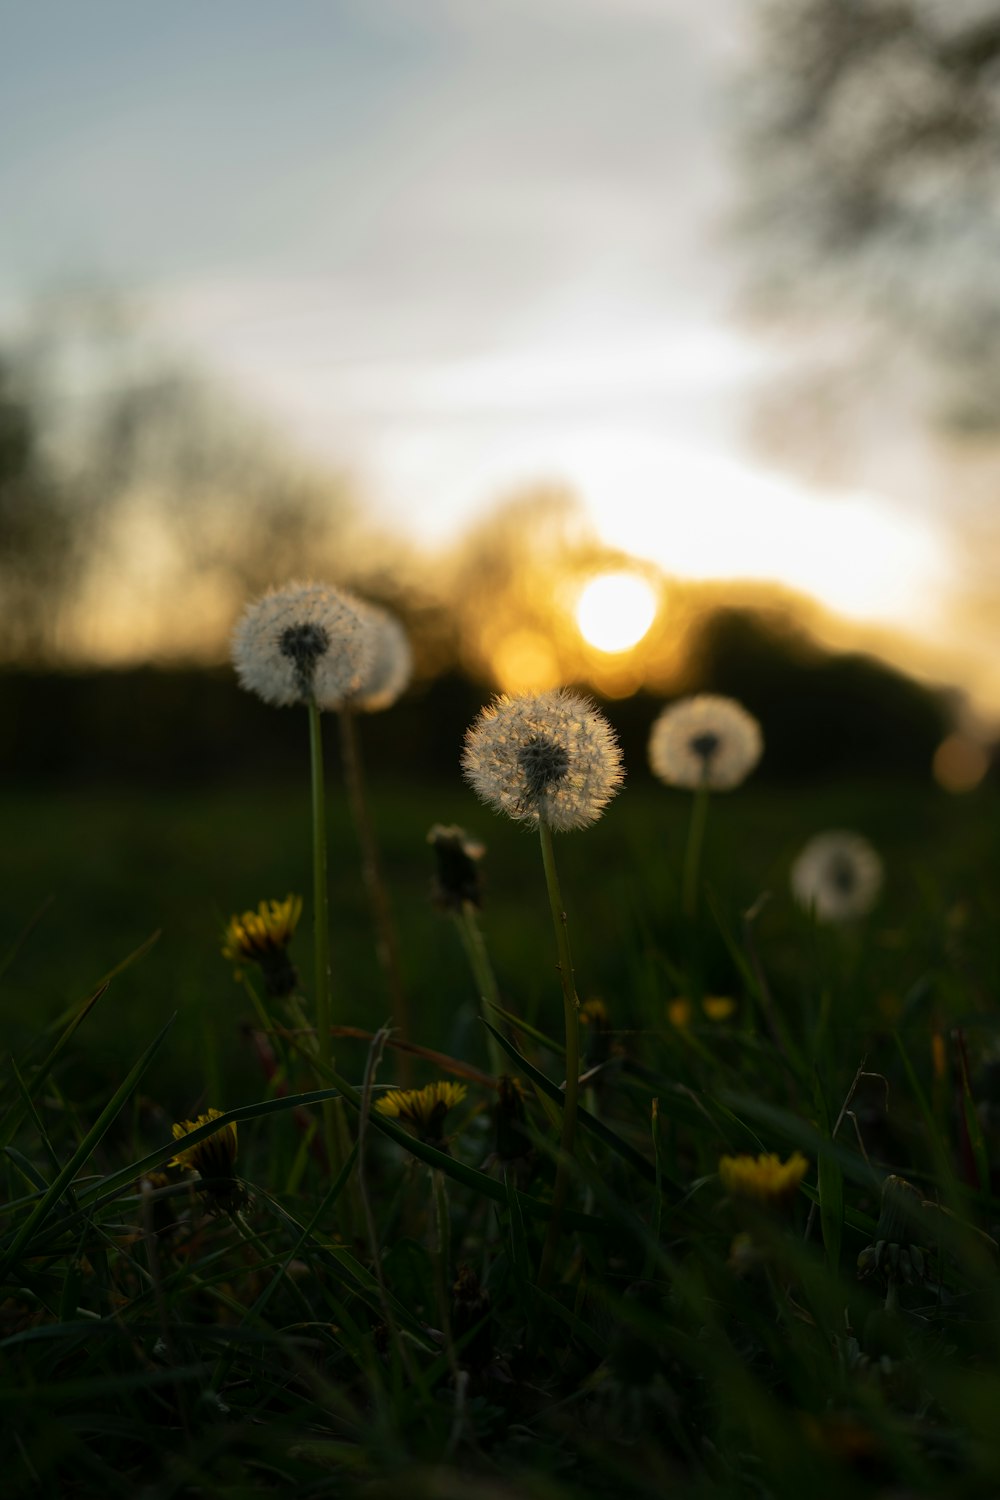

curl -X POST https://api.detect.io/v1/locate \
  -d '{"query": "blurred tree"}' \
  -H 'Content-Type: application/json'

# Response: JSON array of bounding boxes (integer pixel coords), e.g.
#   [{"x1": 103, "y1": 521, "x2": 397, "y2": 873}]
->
[
  {"x1": 0, "y1": 358, "x2": 80, "y2": 662},
  {"x1": 85, "y1": 366, "x2": 355, "y2": 594},
  {"x1": 446, "y1": 486, "x2": 594, "y2": 688},
  {"x1": 736, "y1": 0, "x2": 1000, "y2": 432},
  {"x1": 445, "y1": 486, "x2": 687, "y2": 696},
  {"x1": 0, "y1": 290, "x2": 429, "y2": 667}
]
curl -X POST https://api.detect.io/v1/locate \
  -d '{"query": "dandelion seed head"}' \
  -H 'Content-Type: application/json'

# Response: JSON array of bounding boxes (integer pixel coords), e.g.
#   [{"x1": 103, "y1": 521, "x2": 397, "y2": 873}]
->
[
  {"x1": 231, "y1": 580, "x2": 373, "y2": 709},
  {"x1": 350, "y1": 601, "x2": 413, "y2": 712},
  {"x1": 648, "y1": 695, "x2": 763, "y2": 791},
  {"x1": 462, "y1": 689, "x2": 624, "y2": 832},
  {"x1": 791, "y1": 830, "x2": 883, "y2": 923}
]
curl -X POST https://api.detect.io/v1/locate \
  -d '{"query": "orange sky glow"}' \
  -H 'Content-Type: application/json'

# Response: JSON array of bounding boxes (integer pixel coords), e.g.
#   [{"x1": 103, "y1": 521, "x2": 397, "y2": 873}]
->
[{"x1": 1, "y1": 2, "x2": 996, "y2": 733}]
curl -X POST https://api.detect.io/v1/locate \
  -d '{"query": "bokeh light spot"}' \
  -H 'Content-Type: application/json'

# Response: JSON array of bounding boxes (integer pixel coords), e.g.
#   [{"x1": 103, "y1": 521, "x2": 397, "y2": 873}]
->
[{"x1": 933, "y1": 734, "x2": 990, "y2": 793}]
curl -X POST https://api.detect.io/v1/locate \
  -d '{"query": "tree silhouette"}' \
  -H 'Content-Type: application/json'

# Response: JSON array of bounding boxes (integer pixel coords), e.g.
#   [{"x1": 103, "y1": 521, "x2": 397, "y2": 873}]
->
[
  {"x1": 0, "y1": 358, "x2": 81, "y2": 662},
  {"x1": 736, "y1": 0, "x2": 1000, "y2": 432}
]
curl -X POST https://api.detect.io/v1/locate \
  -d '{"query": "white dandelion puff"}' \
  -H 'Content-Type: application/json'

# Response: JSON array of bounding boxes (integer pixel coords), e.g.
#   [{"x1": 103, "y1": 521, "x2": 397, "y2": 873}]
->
[
  {"x1": 231, "y1": 581, "x2": 373, "y2": 709},
  {"x1": 462, "y1": 689, "x2": 624, "y2": 832},
  {"x1": 791, "y1": 830, "x2": 884, "y2": 923},
  {"x1": 349, "y1": 601, "x2": 413, "y2": 712},
  {"x1": 648, "y1": 694, "x2": 763, "y2": 792}
]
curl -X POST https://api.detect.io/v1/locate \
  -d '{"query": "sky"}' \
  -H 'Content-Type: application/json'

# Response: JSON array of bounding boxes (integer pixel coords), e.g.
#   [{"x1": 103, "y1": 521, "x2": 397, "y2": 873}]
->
[{"x1": 0, "y1": 0, "x2": 994, "y2": 720}]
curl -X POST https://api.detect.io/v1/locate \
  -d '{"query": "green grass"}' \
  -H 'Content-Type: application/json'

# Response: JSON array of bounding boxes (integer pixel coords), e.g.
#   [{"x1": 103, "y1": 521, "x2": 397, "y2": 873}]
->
[{"x1": 1, "y1": 771, "x2": 999, "y2": 1497}]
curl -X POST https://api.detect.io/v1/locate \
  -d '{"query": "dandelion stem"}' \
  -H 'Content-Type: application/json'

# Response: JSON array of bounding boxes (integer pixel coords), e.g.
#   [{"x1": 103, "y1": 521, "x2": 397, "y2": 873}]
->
[
  {"x1": 240, "y1": 973, "x2": 277, "y2": 1043},
  {"x1": 537, "y1": 819, "x2": 580, "y2": 1291},
  {"x1": 432, "y1": 1166, "x2": 453, "y2": 1318},
  {"x1": 682, "y1": 781, "x2": 710, "y2": 920},
  {"x1": 308, "y1": 698, "x2": 341, "y2": 1178},
  {"x1": 454, "y1": 902, "x2": 505, "y2": 1077},
  {"x1": 338, "y1": 704, "x2": 413, "y2": 1085}
]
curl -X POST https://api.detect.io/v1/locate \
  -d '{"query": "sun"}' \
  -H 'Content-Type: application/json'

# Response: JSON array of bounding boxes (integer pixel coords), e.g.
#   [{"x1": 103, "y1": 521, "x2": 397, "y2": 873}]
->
[{"x1": 575, "y1": 571, "x2": 658, "y2": 653}]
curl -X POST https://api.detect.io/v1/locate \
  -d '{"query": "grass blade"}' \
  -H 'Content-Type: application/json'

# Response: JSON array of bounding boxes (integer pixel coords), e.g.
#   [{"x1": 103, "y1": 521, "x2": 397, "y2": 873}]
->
[
  {"x1": 812, "y1": 1073, "x2": 843, "y2": 1275},
  {"x1": 483, "y1": 1019, "x2": 660, "y2": 1187},
  {"x1": 0, "y1": 1012, "x2": 176, "y2": 1274},
  {"x1": 0, "y1": 984, "x2": 110, "y2": 1147}
]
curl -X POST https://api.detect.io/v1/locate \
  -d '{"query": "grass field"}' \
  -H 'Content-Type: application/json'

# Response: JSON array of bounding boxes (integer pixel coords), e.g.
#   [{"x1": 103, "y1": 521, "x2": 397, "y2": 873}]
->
[
  {"x1": 3, "y1": 775, "x2": 993, "y2": 1092},
  {"x1": 2, "y1": 761, "x2": 999, "y2": 1497}
]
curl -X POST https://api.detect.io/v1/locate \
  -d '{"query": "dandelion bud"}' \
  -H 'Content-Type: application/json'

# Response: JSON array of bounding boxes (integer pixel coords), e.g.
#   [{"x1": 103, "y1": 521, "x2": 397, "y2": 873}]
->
[
  {"x1": 137, "y1": 1169, "x2": 180, "y2": 1243},
  {"x1": 493, "y1": 1075, "x2": 531, "y2": 1164},
  {"x1": 579, "y1": 998, "x2": 613, "y2": 1070},
  {"x1": 857, "y1": 1175, "x2": 929, "y2": 1285},
  {"x1": 427, "y1": 824, "x2": 486, "y2": 911},
  {"x1": 462, "y1": 689, "x2": 624, "y2": 832}
]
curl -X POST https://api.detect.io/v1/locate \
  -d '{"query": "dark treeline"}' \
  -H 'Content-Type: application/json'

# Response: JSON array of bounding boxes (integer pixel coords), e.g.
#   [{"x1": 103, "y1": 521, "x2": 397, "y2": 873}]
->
[{"x1": 0, "y1": 610, "x2": 973, "y2": 788}]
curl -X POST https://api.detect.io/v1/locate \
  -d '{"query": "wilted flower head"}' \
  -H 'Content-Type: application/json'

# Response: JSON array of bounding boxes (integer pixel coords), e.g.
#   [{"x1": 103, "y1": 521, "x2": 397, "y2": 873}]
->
[
  {"x1": 648, "y1": 694, "x2": 763, "y2": 791},
  {"x1": 170, "y1": 1109, "x2": 245, "y2": 1212},
  {"x1": 375, "y1": 1080, "x2": 467, "y2": 1144},
  {"x1": 493, "y1": 1074, "x2": 531, "y2": 1164},
  {"x1": 222, "y1": 894, "x2": 302, "y2": 997},
  {"x1": 718, "y1": 1151, "x2": 809, "y2": 1206},
  {"x1": 349, "y1": 600, "x2": 413, "y2": 712},
  {"x1": 579, "y1": 997, "x2": 614, "y2": 1069},
  {"x1": 427, "y1": 823, "x2": 486, "y2": 911},
  {"x1": 462, "y1": 689, "x2": 624, "y2": 832},
  {"x1": 856, "y1": 1174, "x2": 929, "y2": 1285},
  {"x1": 231, "y1": 580, "x2": 373, "y2": 709},
  {"x1": 791, "y1": 830, "x2": 883, "y2": 923},
  {"x1": 451, "y1": 1265, "x2": 493, "y2": 1371}
]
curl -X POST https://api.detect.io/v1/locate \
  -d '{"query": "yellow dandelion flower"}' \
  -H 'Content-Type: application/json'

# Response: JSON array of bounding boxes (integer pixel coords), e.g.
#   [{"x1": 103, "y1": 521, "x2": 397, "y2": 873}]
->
[
  {"x1": 170, "y1": 1109, "x2": 245, "y2": 1212},
  {"x1": 702, "y1": 995, "x2": 737, "y2": 1022},
  {"x1": 375, "y1": 1080, "x2": 468, "y2": 1143},
  {"x1": 670, "y1": 996, "x2": 737, "y2": 1028},
  {"x1": 718, "y1": 1151, "x2": 809, "y2": 1205},
  {"x1": 222, "y1": 894, "x2": 303, "y2": 997},
  {"x1": 667, "y1": 997, "x2": 694, "y2": 1028}
]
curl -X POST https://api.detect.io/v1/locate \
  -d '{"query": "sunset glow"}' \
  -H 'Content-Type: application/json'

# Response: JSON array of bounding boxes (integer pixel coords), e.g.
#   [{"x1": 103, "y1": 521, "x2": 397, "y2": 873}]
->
[{"x1": 575, "y1": 571, "x2": 658, "y2": 653}]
